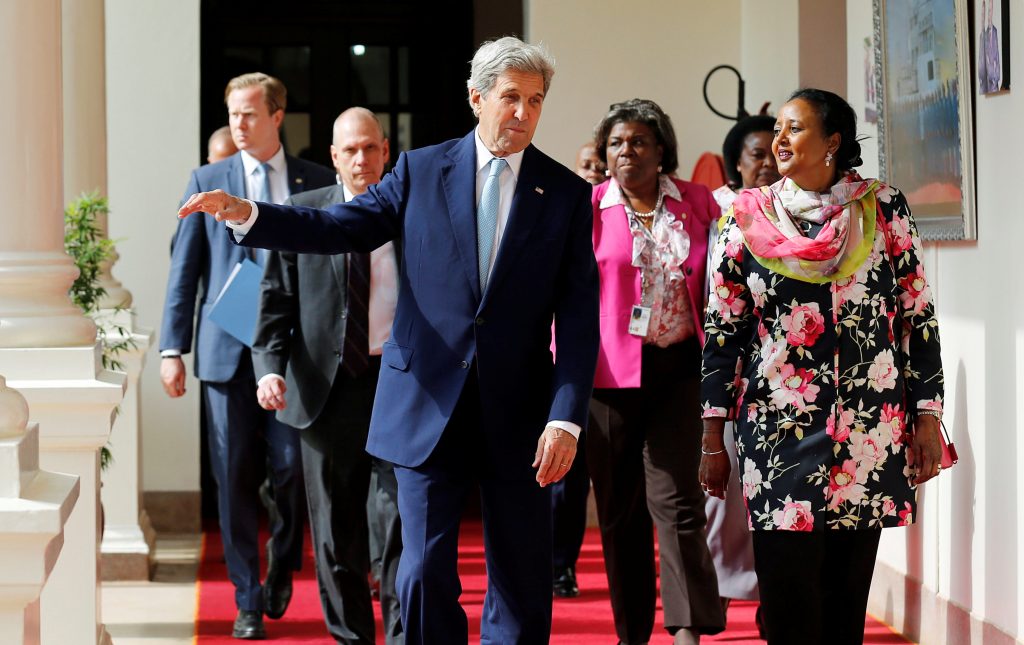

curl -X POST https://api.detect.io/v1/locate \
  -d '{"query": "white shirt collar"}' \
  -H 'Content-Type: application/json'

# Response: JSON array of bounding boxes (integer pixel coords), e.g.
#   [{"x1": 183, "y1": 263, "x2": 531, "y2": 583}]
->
[
  {"x1": 599, "y1": 174, "x2": 682, "y2": 209},
  {"x1": 474, "y1": 127, "x2": 524, "y2": 178},
  {"x1": 342, "y1": 184, "x2": 355, "y2": 203},
  {"x1": 240, "y1": 144, "x2": 286, "y2": 177}
]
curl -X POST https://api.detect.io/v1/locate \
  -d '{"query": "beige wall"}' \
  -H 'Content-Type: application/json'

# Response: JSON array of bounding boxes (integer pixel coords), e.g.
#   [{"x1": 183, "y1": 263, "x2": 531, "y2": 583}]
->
[
  {"x1": 526, "y1": 0, "x2": 742, "y2": 177},
  {"x1": 741, "y1": 0, "x2": 799, "y2": 116},
  {"x1": 846, "y1": 2, "x2": 1023, "y2": 643},
  {"x1": 798, "y1": 0, "x2": 846, "y2": 95},
  {"x1": 106, "y1": 0, "x2": 201, "y2": 492}
]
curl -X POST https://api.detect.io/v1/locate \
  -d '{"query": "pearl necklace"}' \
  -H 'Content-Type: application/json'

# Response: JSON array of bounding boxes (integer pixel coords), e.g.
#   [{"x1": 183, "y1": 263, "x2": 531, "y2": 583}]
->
[{"x1": 627, "y1": 191, "x2": 664, "y2": 226}]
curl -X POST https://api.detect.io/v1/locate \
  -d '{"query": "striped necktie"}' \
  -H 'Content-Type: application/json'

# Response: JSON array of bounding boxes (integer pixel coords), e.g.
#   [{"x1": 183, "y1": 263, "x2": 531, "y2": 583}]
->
[
  {"x1": 342, "y1": 252, "x2": 371, "y2": 377},
  {"x1": 477, "y1": 157, "x2": 507, "y2": 292}
]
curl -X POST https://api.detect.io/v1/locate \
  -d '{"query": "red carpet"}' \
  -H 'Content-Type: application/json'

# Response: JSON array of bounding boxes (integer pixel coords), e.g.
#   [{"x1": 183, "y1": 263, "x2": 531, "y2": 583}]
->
[{"x1": 196, "y1": 521, "x2": 911, "y2": 643}]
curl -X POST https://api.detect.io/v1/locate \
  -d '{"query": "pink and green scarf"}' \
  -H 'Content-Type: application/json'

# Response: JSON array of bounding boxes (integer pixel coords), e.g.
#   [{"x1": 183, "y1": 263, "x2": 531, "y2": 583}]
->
[{"x1": 729, "y1": 175, "x2": 880, "y2": 283}]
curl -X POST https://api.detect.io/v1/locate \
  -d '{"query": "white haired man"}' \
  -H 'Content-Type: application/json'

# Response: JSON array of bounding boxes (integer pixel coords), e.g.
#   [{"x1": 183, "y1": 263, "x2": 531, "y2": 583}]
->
[{"x1": 178, "y1": 38, "x2": 599, "y2": 644}]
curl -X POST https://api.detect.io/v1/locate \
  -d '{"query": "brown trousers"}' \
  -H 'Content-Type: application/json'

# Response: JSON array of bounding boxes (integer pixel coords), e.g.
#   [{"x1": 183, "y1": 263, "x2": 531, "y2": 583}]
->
[{"x1": 587, "y1": 341, "x2": 725, "y2": 643}]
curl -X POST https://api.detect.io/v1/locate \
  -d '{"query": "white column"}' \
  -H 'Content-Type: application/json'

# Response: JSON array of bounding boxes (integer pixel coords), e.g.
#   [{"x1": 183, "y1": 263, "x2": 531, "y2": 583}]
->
[
  {"x1": 0, "y1": 1, "x2": 98, "y2": 349},
  {"x1": 98, "y1": 310, "x2": 155, "y2": 580},
  {"x1": 63, "y1": 0, "x2": 154, "y2": 578},
  {"x1": 0, "y1": 2, "x2": 126, "y2": 644},
  {"x1": 62, "y1": 0, "x2": 131, "y2": 310},
  {"x1": 0, "y1": 376, "x2": 80, "y2": 645}
]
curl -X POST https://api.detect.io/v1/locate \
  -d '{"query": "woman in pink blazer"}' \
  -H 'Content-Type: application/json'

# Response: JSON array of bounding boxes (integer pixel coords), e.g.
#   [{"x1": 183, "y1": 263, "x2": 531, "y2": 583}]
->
[{"x1": 586, "y1": 99, "x2": 724, "y2": 645}]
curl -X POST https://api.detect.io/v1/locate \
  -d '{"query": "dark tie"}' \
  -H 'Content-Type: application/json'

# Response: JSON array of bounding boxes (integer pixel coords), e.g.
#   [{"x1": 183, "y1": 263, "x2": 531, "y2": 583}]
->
[{"x1": 342, "y1": 252, "x2": 371, "y2": 377}]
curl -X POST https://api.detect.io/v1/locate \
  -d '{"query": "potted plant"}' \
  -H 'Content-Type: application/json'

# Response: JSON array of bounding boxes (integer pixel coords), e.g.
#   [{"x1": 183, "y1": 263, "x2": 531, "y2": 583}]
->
[{"x1": 64, "y1": 192, "x2": 136, "y2": 471}]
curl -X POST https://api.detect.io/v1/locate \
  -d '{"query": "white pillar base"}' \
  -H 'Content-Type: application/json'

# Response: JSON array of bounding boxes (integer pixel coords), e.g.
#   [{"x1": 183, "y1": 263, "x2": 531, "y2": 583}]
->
[
  {"x1": 96, "y1": 308, "x2": 155, "y2": 580},
  {"x1": 0, "y1": 412, "x2": 80, "y2": 645},
  {"x1": 0, "y1": 345, "x2": 125, "y2": 645}
]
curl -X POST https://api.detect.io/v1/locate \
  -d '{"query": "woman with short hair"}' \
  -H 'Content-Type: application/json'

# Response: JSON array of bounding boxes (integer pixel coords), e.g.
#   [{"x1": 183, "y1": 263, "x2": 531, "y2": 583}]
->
[{"x1": 589, "y1": 98, "x2": 725, "y2": 645}]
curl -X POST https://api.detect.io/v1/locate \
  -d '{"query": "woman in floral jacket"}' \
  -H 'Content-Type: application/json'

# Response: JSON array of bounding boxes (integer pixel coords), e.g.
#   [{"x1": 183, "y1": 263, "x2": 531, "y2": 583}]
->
[{"x1": 699, "y1": 89, "x2": 945, "y2": 644}]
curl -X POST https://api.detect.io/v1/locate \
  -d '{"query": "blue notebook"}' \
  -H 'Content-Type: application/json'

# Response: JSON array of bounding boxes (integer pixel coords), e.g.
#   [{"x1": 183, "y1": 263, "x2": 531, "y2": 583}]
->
[{"x1": 207, "y1": 258, "x2": 263, "y2": 347}]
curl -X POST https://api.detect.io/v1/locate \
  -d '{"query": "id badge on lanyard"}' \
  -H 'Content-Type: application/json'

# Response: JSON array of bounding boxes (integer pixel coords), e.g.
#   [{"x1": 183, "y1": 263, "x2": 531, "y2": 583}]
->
[{"x1": 628, "y1": 304, "x2": 652, "y2": 336}]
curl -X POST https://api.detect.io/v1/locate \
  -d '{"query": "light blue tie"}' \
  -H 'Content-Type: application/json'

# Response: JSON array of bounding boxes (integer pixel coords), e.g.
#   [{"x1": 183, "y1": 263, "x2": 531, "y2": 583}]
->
[
  {"x1": 477, "y1": 158, "x2": 507, "y2": 291},
  {"x1": 252, "y1": 162, "x2": 272, "y2": 203},
  {"x1": 251, "y1": 163, "x2": 273, "y2": 265}
]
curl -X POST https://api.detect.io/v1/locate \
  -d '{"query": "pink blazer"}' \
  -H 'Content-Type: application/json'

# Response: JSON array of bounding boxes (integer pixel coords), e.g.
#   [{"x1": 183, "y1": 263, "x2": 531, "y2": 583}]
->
[{"x1": 592, "y1": 177, "x2": 718, "y2": 388}]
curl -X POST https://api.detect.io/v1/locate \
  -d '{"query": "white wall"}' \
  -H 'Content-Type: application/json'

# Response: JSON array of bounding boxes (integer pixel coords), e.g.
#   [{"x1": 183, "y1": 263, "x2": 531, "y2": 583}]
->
[
  {"x1": 845, "y1": 0, "x2": 879, "y2": 180},
  {"x1": 741, "y1": 0, "x2": 799, "y2": 116},
  {"x1": 847, "y1": 2, "x2": 1023, "y2": 642},
  {"x1": 106, "y1": 0, "x2": 201, "y2": 493},
  {"x1": 526, "y1": 0, "x2": 742, "y2": 177}
]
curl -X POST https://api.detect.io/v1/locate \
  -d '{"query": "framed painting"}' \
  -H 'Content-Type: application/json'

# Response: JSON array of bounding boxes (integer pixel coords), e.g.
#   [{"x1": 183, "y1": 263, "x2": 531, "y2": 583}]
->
[
  {"x1": 873, "y1": 0, "x2": 976, "y2": 240},
  {"x1": 978, "y1": 0, "x2": 1010, "y2": 94}
]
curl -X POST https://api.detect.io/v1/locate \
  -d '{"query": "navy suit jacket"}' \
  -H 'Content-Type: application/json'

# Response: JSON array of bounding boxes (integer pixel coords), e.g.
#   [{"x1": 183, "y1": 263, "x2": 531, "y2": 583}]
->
[
  {"x1": 161, "y1": 151, "x2": 335, "y2": 382},
  {"x1": 235, "y1": 132, "x2": 600, "y2": 468}
]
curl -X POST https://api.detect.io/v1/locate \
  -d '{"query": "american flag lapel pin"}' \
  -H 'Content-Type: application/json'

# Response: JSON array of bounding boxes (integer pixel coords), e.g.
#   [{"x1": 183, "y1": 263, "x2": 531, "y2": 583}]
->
[{"x1": 535, "y1": 187, "x2": 544, "y2": 195}]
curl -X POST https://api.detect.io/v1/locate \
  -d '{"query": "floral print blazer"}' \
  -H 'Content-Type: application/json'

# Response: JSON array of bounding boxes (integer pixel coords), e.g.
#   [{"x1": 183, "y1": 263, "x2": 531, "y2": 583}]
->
[{"x1": 700, "y1": 184, "x2": 944, "y2": 531}]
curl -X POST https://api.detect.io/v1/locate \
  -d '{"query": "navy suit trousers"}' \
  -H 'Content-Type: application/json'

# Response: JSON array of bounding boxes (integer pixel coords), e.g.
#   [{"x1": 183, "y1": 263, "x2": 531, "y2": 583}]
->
[
  {"x1": 202, "y1": 358, "x2": 304, "y2": 611},
  {"x1": 394, "y1": 371, "x2": 553, "y2": 644}
]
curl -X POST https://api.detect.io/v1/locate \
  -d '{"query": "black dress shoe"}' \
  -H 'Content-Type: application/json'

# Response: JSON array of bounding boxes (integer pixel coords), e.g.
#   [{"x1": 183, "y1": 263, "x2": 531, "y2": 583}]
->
[
  {"x1": 552, "y1": 566, "x2": 579, "y2": 598},
  {"x1": 232, "y1": 609, "x2": 266, "y2": 640},
  {"x1": 263, "y1": 566, "x2": 293, "y2": 620}
]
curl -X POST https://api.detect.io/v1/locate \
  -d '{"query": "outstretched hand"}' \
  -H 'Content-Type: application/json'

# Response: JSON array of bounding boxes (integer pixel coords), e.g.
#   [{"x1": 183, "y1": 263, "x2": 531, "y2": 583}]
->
[{"x1": 178, "y1": 189, "x2": 253, "y2": 223}]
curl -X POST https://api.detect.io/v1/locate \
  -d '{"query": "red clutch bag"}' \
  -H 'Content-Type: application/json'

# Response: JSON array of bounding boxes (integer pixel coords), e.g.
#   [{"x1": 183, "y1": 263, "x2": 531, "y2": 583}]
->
[{"x1": 939, "y1": 420, "x2": 958, "y2": 470}]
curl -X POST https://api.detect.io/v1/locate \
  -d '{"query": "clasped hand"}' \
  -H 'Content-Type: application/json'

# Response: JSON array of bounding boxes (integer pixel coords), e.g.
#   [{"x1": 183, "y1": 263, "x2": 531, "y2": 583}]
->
[{"x1": 256, "y1": 376, "x2": 288, "y2": 411}]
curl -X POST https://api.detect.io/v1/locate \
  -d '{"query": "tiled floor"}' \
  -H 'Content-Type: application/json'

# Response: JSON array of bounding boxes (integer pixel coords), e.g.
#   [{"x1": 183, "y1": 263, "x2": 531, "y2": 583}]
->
[{"x1": 102, "y1": 534, "x2": 202, "y2": 644}]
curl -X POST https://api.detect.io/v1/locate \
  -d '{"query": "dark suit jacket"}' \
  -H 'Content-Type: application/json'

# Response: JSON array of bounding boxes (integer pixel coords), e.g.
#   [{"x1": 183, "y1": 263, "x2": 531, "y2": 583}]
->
[
  {"x1": 161, "y1": 152, "x2": 335, "y2": 382},
  {"x1": 235, "y1": 131, "x2": 600, "y2": 468},
  {"x1": 251, "y1": 183, "x2": 403, "y2": 429}
]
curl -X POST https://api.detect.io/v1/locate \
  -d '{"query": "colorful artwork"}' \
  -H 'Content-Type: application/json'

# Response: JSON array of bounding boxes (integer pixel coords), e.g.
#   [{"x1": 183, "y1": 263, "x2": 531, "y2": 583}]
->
[
  {"x1": 874, "y1": 0, "x2": 976, "y2": 240},
  {"x1": 978, "y1": 0, "x2": 1010, "y2": 94}
]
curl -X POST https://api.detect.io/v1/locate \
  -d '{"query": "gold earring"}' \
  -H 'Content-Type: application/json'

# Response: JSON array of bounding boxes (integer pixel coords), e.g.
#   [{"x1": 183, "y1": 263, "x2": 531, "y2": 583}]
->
[{"x1": 825, "y1": 151, "x2": 833, "y2": 167}]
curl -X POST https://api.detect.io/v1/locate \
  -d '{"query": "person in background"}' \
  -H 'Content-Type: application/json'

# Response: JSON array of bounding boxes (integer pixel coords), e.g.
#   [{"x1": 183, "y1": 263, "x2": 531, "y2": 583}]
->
[
  {"x1": 711, "y1": 115, "x2": 779, "y2": 213},
  {"x1": 252, "y1": 107, "x2": 403, "y2": 644},
  {"x1": 208, "y1": 125, "x2": 238, "y2": 164},
  {"x1": 700, "y1": 88, "x2": 945, "y2": 644},
  {"x1": 589, "y1": 98, "x2": 725, "y2": 644},
  {"x1": 161, "y1": 72, "x2": 335, "y2": 640},
  {"x1": 547, "y1": 139, "x2": 606, "y2": 600},
  {"x1": 704, "y1": 115, "x2": 780, "y2": 631},
  {"x1": 575, "y1": 140, "x2": 606, "y2": 185}
]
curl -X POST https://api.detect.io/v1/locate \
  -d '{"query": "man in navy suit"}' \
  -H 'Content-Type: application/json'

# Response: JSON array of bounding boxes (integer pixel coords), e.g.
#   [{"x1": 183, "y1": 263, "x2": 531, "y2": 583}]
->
[
  {"x1": 161, "y1": 72, "x2": 335, "y2": 639},
  {"x1": 178, "y1": 38, "x2": 600, "y2": 644}
]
